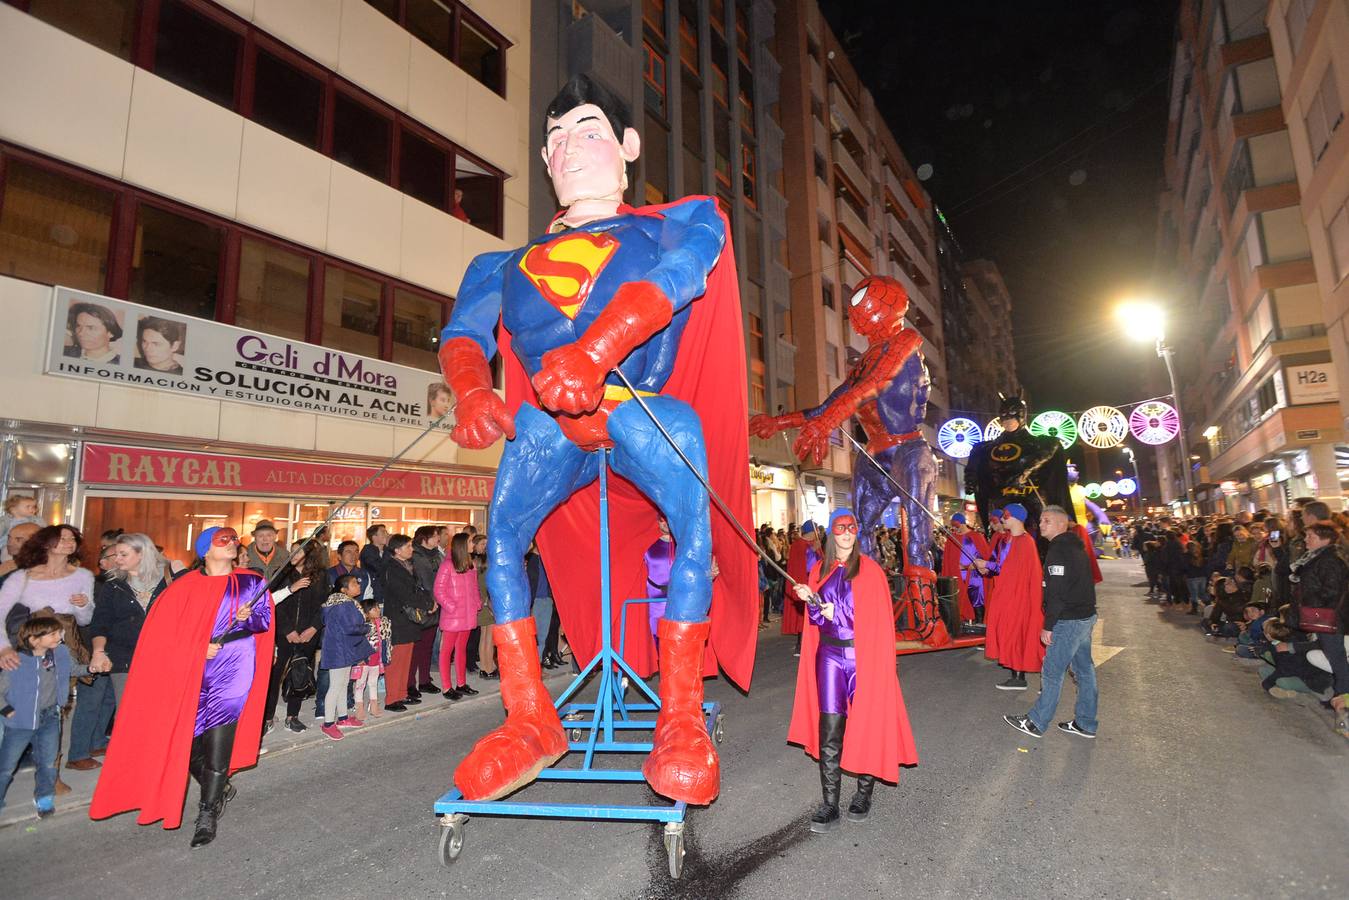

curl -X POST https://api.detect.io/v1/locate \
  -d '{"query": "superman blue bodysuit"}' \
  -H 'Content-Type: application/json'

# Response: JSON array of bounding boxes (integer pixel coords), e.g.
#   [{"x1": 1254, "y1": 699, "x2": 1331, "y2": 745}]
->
[{"x1": 441, "y1": 197, "x2": 726, "y2": 626}]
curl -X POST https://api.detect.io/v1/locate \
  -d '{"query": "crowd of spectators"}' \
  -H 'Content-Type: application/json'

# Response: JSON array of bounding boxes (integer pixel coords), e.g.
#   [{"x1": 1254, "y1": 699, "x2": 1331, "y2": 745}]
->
[
  {"x1": 0, "y1": 506, "x2": 569, "y2": 817},
  {"x1": 1130, "y1": 499, "x2": 1349, "y2": 741}
]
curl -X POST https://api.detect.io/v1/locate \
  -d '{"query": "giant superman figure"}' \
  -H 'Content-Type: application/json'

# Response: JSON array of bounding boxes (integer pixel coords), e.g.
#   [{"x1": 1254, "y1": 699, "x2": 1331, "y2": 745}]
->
[
  {"x1": 437, "y1": 75, "x2": 756, "y2": 806},
  {"x1": 964, "y1": 393, "x2": 1071, "y2": 540}
]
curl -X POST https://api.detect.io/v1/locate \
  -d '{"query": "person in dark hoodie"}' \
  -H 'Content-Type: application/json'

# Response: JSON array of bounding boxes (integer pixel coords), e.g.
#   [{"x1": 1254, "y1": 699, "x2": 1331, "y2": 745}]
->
[{"x1": 1003, "y1": 505, "x2": 1098, "y2": 740}]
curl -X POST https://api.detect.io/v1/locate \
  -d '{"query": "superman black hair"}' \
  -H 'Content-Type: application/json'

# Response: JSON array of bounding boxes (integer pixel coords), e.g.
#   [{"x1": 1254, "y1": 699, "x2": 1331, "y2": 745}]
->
[{"x1": 543, "y1": 73, "x2": 631, "y2": 141}]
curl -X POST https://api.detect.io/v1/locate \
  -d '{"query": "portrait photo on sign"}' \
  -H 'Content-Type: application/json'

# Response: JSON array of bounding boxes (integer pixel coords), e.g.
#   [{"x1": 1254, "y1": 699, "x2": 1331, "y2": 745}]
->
[
  {"x1": 427, "y1": 381, "x2": 453, "y2": 421},
  {"x1": 63, "y1": 300, "x2": 125, "y2": 365},
  {"x1": 133, "y1": 315, "x2": 188, "y2": 375}
]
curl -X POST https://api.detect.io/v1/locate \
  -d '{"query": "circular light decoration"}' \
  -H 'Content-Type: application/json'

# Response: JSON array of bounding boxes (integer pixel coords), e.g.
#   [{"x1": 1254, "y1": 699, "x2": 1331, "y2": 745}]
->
[
  {"x1": 983, "y1": 418, "x2": 1005, "y2": 441},
  {"x1": 1078, "y1": 405, "x2": 1129, "y2": 449},
  {"x1": 937, "y1": 417, "x2": 982, "y2": 459},
  {"x1": 1083, "y1": 482, "x2": 1102, "y2": 499},
  {"x1": 1129, "y1": 400, "x2": 1180, "y2": 446},
  {"x1": 1100, "y1": 480, "x2": 1120, "y2": 497},
  {"x1": 1116, "y1": 477, "x2": 1138, "y2": 496},
  {"x1": 1028, "y1": 411, "x2": 1078, "y2": 450}
]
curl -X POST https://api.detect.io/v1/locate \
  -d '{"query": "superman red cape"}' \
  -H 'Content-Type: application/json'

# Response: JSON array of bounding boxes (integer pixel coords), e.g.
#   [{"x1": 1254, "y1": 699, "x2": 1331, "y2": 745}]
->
[
  {"x1": 984, "y1": 532, "x2": 1044, "y2": 673},
  {"x1": 90, "y1": 570, "x2": 273, "y2": 829},
  {"x1": 501, "y1": 197, "x2": 757, "y2": 689},
  {"x1": 787, "y1": 555, "x2": 918, "y2": 781}
]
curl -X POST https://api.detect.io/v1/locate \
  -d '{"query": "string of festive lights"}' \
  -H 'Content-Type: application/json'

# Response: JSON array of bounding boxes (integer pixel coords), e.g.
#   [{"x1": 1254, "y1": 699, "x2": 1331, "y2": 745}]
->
[{"x1": 934, "y1": 396, "x2": 1183, "y2": 458}]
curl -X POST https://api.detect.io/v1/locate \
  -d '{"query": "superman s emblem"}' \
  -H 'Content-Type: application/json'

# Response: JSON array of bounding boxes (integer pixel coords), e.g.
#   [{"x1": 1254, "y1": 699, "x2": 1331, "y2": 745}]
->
[{"x1": 518, "y1": 232, "x2": 619, "y2": 319}]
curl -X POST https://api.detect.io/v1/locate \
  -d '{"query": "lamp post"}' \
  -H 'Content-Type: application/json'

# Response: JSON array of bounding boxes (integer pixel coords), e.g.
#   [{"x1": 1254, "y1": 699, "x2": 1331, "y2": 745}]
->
[
  {"x1": 1117, "y1": 302, "x2": 1195, "y2": 515},
  {"x1": 1122, "y1": 445, "x2": 1143, "y2": 512}
]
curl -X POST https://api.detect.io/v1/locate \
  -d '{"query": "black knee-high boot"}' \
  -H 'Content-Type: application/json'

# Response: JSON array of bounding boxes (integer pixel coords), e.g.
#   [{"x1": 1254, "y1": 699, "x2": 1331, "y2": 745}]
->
[
  {"x1": 848, "y1": 775, "x2": 875, "y2": 822},
  {"x1": 190, "y1": 722, "x2": 238, "y2": 849},
  {"x1": 810, "y1": 713, "x2": 845, "y2": 833}
]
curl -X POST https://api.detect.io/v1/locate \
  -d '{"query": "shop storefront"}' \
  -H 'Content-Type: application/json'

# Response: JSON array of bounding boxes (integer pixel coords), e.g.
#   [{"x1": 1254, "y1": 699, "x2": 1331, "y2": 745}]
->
[
  {"x1": 74, "y1": 443, "x2": 491, "y2": 567},
  {"x1": 750, "y1": 463, "x2": 798, "y2": 530}
]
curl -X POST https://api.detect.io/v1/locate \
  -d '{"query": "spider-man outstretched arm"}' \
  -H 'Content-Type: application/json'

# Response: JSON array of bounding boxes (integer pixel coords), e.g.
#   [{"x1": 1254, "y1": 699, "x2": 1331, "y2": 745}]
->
[{"x1": 750, "y1": 328, "x2": 922, "y2": 466}]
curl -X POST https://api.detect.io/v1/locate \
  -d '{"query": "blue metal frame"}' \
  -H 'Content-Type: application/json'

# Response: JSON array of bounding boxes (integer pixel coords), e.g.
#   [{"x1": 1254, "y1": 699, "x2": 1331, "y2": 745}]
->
[{"x1": 434, "y1": 451, "x2": 721, "y2": 825}]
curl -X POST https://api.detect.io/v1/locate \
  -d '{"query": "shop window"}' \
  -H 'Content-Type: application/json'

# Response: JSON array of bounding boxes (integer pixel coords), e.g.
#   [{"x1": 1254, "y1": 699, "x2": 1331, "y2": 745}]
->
[
  {"x1": 1306, "y1": 65, "x2": 1343, "y2": 165},
  {"x1": 455, "y1": 157, "x2": 502, "y2": 237},
  {"x1": 152, "y1": 0, "x2": 242, "y2": 109},
  {"x1": 643, "y1": 41, "x2": 667, "y2": 116},
  {"x1": 400, "y1": 127, "x2": 451, "y2": 212},
  {"x1": 129, "y1": 204, "x2": 222, "y2": 321},
  {"x1": 24, "y1": 0, "x2": 136, "y2": 59},
  {"x1": 458, "y1": 15, "x2": 504, "y2": 95},
  {"x1": 333, "y1": 92, "x2": 392, "y2": 182},
  {"x1": 392, "y1": 288, "x2": 444, "y2": 371},
  {"x1": 0, "y1": 159, "x2": 114, "y2": 293},
  {"x1": 405, "y1": 0, "x2": 454, "y2": 60},
  {"x1": 643, "y1": 114, "x2": 671, "y2": 205},
  {"x1": 235, "y1": 237, "x2": 310, "y2": 341},
  {"x1": 251, "y1": 48, "x2": 324, "y2": 150},
  {"x1": 322, "y1": 266, "x2": 382, "y2": 358}
]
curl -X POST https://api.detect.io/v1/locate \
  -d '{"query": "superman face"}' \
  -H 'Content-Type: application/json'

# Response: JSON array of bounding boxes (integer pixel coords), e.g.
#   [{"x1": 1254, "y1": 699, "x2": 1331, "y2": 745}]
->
[
  {"x1": 848, "y1": 276, "x2": 909, "y2": 339},
  {"x1": 542, "y1": 104, "x2": 641, "y2": 208}
]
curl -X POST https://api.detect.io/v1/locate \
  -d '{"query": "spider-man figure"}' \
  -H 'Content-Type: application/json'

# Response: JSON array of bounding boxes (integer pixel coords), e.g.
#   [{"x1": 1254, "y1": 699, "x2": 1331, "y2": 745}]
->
[
  {"x1": 437, "y1": 75, "x2": 755, "y2": 807},
  {"x1": 750, "y1": 276, "x2": 935, "y2": 571}
]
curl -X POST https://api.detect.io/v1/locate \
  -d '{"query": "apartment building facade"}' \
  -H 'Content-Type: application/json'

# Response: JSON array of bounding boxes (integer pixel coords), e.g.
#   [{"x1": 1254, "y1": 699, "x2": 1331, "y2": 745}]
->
[
  {"x1": 0, "y1": 0, "x2": 531, "y2": 560},
  {"x1": 1157, "y1": 0, "x2": 1344, "y2": 514}
]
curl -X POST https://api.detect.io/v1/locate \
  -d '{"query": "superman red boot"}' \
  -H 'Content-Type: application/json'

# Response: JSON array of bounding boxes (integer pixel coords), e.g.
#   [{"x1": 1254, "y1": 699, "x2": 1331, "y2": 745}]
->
[
  {"x1": 642, "y1": 619, "x2": 720, "y2": 805},
  {"x1": 453, "y1": 618, "x2": 567, "y2": 800}
]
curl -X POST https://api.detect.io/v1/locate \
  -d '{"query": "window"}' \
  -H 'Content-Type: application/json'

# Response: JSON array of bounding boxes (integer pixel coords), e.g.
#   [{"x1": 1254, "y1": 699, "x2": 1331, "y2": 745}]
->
[
  {"x1": 0, "y1": 159, "x2": 114, "y2": 292},
  {"x1": 405, "y1": 0, "x2": 453, "y2": 59},
  {"x1": 251, "y1": 49, "x2": 324, "y2": 149},
  {"x1": 333, "y1": 93, "x2": 392, "y2": 182},
  {"x1": 741, "y1": 144, "x2": 757, "y2": 205},
  {"x1": 779, "y1": 309, "x2": 793, "y2": 343},
  {"x1": 643, "y1": 0, "x2": 666, "y2": 38},
  {"x1": 643, "y1": 114, "x2": 671, "y2": 205},
  {"x1": 748, "y1": 313, "x2": 765, "y2": 413},
  {"x1": 825, "y1": 341, "x2": 839, "y2": 378},
  {"x1": 377, "y1": 0, "x2": 508, "y2": 96},
  {"x1": 454, "y1": 156, "x2": 501, "y2": 236},
  {"x1": 400, "y1": 127, "x2": 451, "y2": 212},
  {"x1": 458, "y1": 16, "x2": 504, "y2": 95},
  {"x1": 235, "y1": 238, "x2": 310, "y2": 341},
  {"x1": 1328, "y1": 198, "x2": 1349, "y2": 284},
  {"x1": 323, "y1": 266, "x2": 382, "y2": 358},
  {"x1": 822, "y1": 280, "x2": 835, "y2": 309},
  {"x1": 1306, "y1": 65, "x2": 1343, "y2": 164},
  {"x1": 741, "y1": 217, "x2": 762, "y2": 283},
  {"x1": 681, "y1": 70, "x2": 703, "y2": 154},
  {"x1": 643, "y1": 41, "x2": 667, "y2": 116},
  {"x1": 714, "y1": 107, "x2": 732, "y2": 187},
  {"x1": 391, "y1": 288, "x2": 444, "y2": 371},
  {"x1": 129, "y1": 205, "x2": 223, "y2": 321},
  {"x1": 152, "y1": 0, "x2": 242, "y2": 108},
  {"x1": 23, "y1": 0, "x2": 136, "y2": 59},
  {"x1": 738, "y1": 63, "x2": 754, "y2": 127},
  {"x1": 678, "y1": 0, "x2": 698, "y2": 72}
]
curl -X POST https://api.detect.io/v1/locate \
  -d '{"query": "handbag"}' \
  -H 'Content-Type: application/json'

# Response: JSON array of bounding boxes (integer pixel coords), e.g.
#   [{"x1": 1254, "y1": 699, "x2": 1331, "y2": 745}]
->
[
  {"x1": 281, "y1": 654, "x2": 315, "y2": 700},
  {"x1": 1298, "y1": 605, "x2": 1340, "y2": 634}
]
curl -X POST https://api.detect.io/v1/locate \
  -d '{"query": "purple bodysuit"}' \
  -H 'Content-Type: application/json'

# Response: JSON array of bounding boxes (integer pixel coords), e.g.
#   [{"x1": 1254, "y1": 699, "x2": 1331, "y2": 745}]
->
[
  {"x1": 645, "y1": 537, "x2": 675, "y2": 636},
  {"x1": 195, "y1": 573, "x2": 272, "y2": 736},
  {"x1": 810, "y1": 564, "x2": 857, "y2": 715},
  {"x1": 961, "y1": 535, "x2": 987, "y2": 608}
]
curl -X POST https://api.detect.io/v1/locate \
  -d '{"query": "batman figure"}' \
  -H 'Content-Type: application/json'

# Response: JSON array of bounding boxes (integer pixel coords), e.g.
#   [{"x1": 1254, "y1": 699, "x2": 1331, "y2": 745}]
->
[{"x1": 963, "y1": 393, "x2": 1071, "y2": 538}]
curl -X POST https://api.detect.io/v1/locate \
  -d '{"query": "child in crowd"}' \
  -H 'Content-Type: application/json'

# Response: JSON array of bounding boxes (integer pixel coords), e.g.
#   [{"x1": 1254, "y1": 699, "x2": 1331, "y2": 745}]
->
[
  {"x1": 0, "y1": 616, "x2": 87, "y2": 817},
  {"x1": 318, "y1": 574, "x2": 373, "y2": 741},
  {"x1": 351, "y1": 598, "x2": 389, "y2": 720},
  {"x1": 0, "y1": 495, "x2": 42, "y2": 563},
  {"x1": 1234, "y1": 601, "x2": 1272, "y2": 659},
  {"x1": 433, "y1": 533, "x2": 481, "y2": 700}
]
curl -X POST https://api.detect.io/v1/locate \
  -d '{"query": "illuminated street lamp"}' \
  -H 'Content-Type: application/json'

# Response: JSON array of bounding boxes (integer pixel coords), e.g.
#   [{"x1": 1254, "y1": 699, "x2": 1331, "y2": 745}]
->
[
  {"x1": 1122, "y1": 445, "x2": 1144, "y2": 510},
  {"x1": 1116, "y1": 301, "x2": 1194, "y2": 513}
]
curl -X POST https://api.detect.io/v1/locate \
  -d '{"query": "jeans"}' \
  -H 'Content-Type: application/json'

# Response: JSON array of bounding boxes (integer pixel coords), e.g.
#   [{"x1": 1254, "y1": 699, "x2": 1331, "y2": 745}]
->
[
  {"x1": 1186, "y1": 577, "x2": 1206, "y2": 608},
  {"x1": 68, "y1": 674, "x2": 116, "y2": 761},
  {"x1": 532, "y1": 596, "x2": 554, "y2": 660},
  {"x1": 1027, "y1": 615, "x2": 1098, "y2": 734},
  {"x1": 0, "y1": 705, "x2": 61, "y2": 811}
]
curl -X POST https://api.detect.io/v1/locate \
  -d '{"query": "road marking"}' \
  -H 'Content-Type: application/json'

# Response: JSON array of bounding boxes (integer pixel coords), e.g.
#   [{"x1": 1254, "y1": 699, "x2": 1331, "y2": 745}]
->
[{"x1": 1093, "y1": 617, "x2": 1126, "y2": 665}]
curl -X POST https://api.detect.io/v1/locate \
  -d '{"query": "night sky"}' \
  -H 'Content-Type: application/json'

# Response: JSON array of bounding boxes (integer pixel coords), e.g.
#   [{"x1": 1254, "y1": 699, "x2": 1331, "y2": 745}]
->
[{"x1": 818, "y1": 0, "x2": 1179, "y2": 419}]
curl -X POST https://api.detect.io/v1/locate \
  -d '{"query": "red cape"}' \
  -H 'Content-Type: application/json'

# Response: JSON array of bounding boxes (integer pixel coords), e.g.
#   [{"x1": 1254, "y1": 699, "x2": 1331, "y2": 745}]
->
[
  {"x1": 984, "y1": 532, "x2": 1044, "y2": 673},
  {"x1": 1073, "y1": 524, "x2": 1103, "y2": 583},
  {"x1": 781, "y1": 538, "x2": 814, "y2": 635},
  {"x1": 787, "y1": 555, "x2": 918, "y2": 781},
  {"x1": 504, "y1": 198, "x2": 757, "y2": 688},
  {"x1": 940, "y1": 531, "x2": 988, "y2": 621},
  {"x1": 90, "y1": 570, "x2": 273, "y2": 829}
]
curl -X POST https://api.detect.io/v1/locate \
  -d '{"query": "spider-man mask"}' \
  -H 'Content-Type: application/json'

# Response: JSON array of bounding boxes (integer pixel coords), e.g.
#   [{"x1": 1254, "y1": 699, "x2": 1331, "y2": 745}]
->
[{"x1": 847, "y1": 276, "x2": 910, "y2": 339}]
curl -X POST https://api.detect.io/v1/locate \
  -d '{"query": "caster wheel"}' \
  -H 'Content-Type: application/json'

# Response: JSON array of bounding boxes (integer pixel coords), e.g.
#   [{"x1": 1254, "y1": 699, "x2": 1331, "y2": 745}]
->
[
  {"x1": 663, "y1": 824, "x2": 686, "y2": 879},
  {"x1": 570, "y1": 729, "x2": 584, "y2": 742},
  {"x1": 713, "y1": 714, "x2": 725, "y2": 745},
  {"x1": 437, "y1": 815, "x2": 466, "y2": 867}
]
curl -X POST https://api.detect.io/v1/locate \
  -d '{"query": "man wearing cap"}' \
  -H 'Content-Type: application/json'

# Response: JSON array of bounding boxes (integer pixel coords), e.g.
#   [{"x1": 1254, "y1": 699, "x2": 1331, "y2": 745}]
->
[
  {"x1": 1003, "y1": 505, "x2": 1098, "y2": 739},
  {"x1": 784, "y1": 522, "x2": 821, "y2": 645},
  {"x1": 941, "y1": 514, "x2": 989, "y2": 625},
  {"x1": 975, "y1": 503, "x2": 1044, "y2": 690},
  {"x1": 91, "y1": 526, "x2": 274, "y2": 848},
  {"x1": 243, "y1": 520, "x2": 288, "y2": 585}
]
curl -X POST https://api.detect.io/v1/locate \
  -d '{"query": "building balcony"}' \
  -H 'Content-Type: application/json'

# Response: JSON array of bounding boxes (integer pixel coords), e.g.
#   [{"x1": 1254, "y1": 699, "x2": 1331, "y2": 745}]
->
[
  {"x1": 1228, "y1": 180, "x2": 1300, "y2": 231},
  {"x1": 827, "y1": 82, "x2": 866, "y2": 147},
  {"x1": 1207, "y1": 403, "x2": 1342, "y2": 482},
  {"x1": 761, "y1": 186, "x2": 788, "y2": 230},
  {"x1": 766, "y1": 260, "x2": 790, "y2": 307},
  {"x1": 832, "y1": 138, "x2": 868, "y2": 196},
  {"x1": 812, "y1": 117, "x2": 830, "y2": 156},
  {"x1": 835, "y1": 198, "x2": 870, "y2": 249},
  {"x1": 809, "y1": 58, "x2": 824, "y2": 100},
  {"x1": 754, "y1": 47, "x2": 782, "y2": 108},
  {"x1": 566, "y1": 11, "x2": 636, "y2": 106}
]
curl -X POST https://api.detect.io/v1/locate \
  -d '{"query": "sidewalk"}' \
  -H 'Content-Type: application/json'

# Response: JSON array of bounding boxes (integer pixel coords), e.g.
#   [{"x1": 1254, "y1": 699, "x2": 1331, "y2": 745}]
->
[{"x1": 0, "y1": 664, "x2": 576, "y2": 831}]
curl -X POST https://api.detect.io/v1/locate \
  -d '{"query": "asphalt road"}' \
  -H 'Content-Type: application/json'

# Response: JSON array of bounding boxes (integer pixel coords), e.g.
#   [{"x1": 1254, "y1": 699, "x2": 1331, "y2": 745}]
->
[{"x1": 2, "y1": 557, "x2": 1346, "y2": 899}]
